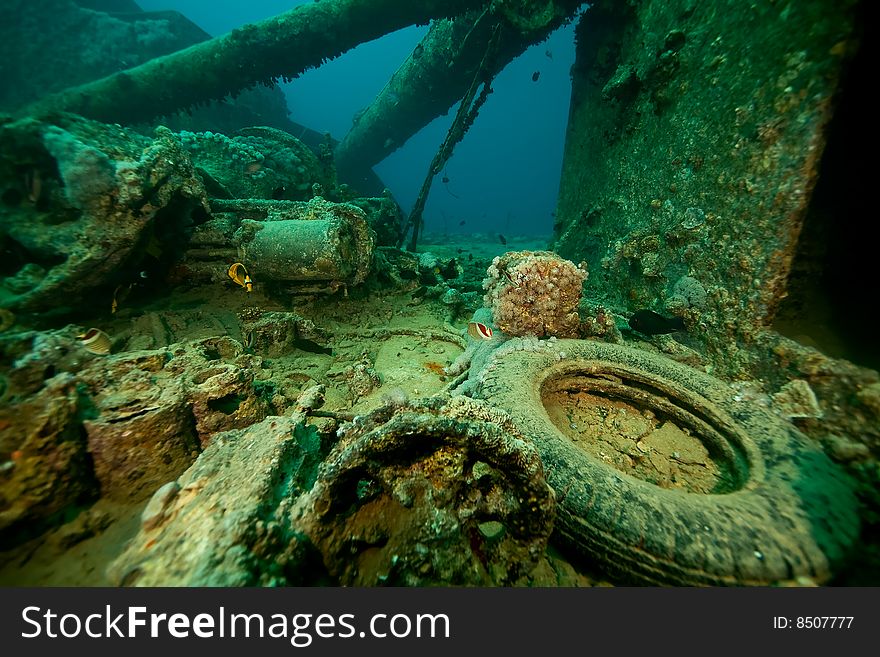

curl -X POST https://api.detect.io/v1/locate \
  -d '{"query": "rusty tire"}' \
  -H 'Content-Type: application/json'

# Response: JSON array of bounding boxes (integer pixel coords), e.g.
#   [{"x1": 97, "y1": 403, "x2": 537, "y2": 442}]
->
[{"x1": 477, "y1": 338, "x2": 860, "y2": 586}]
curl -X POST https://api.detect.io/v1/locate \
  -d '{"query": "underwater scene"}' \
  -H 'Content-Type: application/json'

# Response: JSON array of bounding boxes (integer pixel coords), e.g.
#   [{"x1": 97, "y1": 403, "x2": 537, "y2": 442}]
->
[{"x1": 0, "y1": 0, "x2": 875, "y2": 587}]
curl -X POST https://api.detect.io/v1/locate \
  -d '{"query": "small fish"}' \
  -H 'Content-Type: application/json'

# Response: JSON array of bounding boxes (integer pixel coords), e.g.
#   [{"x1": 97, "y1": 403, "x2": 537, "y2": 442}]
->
[
  {"x1": 111, "y1": 283, "x2": 132, "y2": 314},
  {"x1": 458, "y1": 220, "x2": 466, "y2": 226},
  {"x1": 545, "y1": 48, "x2": 553, "y2": 59},
  {"x1": 498, "y1": 233, "x2": 507, "y2": 245},
  {"x1": 442, "y1": 176, "x2": 450, "y2": 183},
  {"x1": 77, "y1": 328, "x2": 112, "y2": 355},
  {"x1": 531, "y1": 71, "x2": 540, "y2": 82},
  {"x1": 467, "y1": 321, "x2": 494, "y2": 340},
  {"x1": 227, "y1": 262, "x2": 253, "y2": 292},
  {"x1": 628, "y1": 310, "x2": 686, "y2": 335}
]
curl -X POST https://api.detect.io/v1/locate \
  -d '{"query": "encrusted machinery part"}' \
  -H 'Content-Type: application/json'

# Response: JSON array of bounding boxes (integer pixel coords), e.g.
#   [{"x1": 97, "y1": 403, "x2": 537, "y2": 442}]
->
[
  {"x1": 291, "y1": 396, "x2": 555, "y2": 586},
  {"x1": 177, "y1": 126, "x2": 330, "y2": 201},
  {"x1": 216, "y1": 197, "x2": 374, "y2": 292},
  {"x1": 0, "y1": 114, "x2": 209, "y2": 314},
  {"x1": 80, "y1": 357, "x2": 200, "y2": 502},
  {"x1": 476, "y1": 338, "x2": 860, "y2": 586},
  {"x1": 107, "y1": 410, "x2": 325, "y2": 587}
]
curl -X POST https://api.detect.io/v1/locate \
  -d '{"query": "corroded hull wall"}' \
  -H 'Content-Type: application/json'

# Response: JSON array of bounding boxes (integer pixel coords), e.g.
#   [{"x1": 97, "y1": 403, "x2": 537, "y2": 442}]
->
[{"x1": 554, "y1": 0, "x2": 859, "y2": 374}]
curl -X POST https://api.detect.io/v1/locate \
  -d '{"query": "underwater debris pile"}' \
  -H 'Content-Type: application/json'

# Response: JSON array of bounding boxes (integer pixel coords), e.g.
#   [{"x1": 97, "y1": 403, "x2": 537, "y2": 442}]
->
[
  {"x1": 107, "y1": 394, "x2": 326, "y2": 587},
  {"x1": 483, "y1": 250, "x2": 587, "y2": 338},
  {"x1": 0, "y1": 112, "x2": 387, "y2": 317},
  {"x1": 0, "y1": 114, "x2": 209, "y2": 314},
  {"x1": 0, "y1": 0, "x2": 874, "y2": 591},
  {"x1": 0, "y1": 253, "x2": 874, "y2": 585},
  {"x1": 0, "y1": 373, "x2": 93, "y2": 548},
  {"x1": 0, "y1": 330, "x2": 275, "y2": 548},
  {"x1": 292, "y1": 395, "x2": 556, "y2": 586},
  {"x1": 106, "y1": 393, "x2": 556, "y2": 587}
]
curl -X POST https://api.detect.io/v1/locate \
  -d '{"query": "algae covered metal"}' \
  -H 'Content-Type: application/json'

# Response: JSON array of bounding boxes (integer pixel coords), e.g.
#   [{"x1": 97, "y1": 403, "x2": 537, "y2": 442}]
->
[{"x1": 553, "y1": 0, "x2": 861, "y2": 376}]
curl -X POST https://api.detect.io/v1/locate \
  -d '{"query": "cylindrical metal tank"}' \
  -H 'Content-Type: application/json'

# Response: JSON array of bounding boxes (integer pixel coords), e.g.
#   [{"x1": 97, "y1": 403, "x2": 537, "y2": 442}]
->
[{"x1": 202, "y1": 197, "x2": 374, "y2": 292}]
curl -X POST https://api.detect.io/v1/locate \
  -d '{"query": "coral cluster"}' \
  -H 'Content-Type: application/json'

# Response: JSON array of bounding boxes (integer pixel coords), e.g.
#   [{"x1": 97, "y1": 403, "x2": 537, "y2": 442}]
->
[{"x1": 483, "y1": 251, "x2": 587, "y2": 338}]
